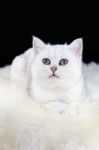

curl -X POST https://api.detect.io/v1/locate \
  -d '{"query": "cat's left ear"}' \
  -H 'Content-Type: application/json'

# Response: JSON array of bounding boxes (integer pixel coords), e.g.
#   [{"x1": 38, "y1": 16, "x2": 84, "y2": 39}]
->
[
  {"x1": 32, "y1": 36, "x2": 45, "y2": 54},
  {"x1": 69, "y1": 38, "x2": 83, "y2": 58}
]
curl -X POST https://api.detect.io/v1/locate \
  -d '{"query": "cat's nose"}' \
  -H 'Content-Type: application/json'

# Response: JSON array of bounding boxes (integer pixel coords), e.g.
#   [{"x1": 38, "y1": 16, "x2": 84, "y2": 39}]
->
[{"x1": 50, "y1": 66, "x2": 57, "y2": 73}]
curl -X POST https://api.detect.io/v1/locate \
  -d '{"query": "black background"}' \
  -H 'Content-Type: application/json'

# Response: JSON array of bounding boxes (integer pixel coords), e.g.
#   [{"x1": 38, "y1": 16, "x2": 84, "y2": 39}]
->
[{"x1": 0, "y1": 1, "x2": 99, "y2": 66}]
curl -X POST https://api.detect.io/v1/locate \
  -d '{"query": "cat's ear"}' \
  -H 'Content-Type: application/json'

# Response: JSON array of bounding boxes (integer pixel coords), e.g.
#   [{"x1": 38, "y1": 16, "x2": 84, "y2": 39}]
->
[
  {"x1": 69, "y1": 38, "x2": 83, "y2": 58},
  {"x1": 32, "y1": 36, "x2": 45, "y2": 54}
]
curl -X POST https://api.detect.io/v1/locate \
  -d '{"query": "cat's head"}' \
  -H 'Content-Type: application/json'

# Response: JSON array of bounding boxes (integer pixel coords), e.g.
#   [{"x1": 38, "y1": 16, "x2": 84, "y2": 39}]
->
[{"x1": 31, "y1": 36, "x2": 83, "y2": 89}]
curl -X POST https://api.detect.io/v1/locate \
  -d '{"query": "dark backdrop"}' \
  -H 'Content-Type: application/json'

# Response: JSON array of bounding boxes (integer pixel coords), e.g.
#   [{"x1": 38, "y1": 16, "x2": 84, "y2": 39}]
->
[{"x1": 1, "y1": 1, "x2": 99, "y2": 66}]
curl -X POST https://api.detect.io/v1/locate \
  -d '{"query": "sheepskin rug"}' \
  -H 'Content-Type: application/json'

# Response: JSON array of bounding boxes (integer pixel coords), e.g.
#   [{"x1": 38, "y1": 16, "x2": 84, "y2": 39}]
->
[{"x1": 0, "y1": 62, "x2": 99, "y2": 150}]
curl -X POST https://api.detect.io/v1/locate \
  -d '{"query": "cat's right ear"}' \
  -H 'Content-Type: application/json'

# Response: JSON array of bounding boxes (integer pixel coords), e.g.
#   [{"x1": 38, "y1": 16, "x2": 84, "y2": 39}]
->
[{"x1": 32, "y1": 36, "x2": 45, "y2": 54}]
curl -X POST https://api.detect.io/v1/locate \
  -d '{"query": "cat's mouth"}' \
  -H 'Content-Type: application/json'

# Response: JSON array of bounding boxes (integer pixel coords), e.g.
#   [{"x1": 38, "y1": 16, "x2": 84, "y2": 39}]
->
[{"x1": 49, "y1": 74, "x2": 59, "y2": 78}]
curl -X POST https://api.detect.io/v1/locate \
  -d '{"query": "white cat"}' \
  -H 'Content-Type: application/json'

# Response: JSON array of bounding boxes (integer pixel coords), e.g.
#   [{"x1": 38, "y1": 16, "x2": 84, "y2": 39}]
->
[
  {"x1": 8, "y1": 37, "x2": 85, "y2": 114},
  {"x1": 0, "y1": 36, "x2": 99, "y2": 150},
  {"x1": 11, "y1": 37, "x2": 99, "y2": 113}
]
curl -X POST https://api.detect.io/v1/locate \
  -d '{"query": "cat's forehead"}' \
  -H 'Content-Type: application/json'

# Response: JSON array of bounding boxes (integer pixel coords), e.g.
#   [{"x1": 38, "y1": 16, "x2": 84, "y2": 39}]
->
[{"x1": 42, "y1": 44, "x2": 70, "y2": 58}]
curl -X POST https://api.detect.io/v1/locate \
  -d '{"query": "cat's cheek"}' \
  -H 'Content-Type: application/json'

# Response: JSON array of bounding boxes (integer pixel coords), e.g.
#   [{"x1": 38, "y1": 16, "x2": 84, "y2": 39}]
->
[
  {"x1": 38, "y1": 71, "x2": 50, "y2": 79},
  {"x1": 56, "y1": 69, "x2": 66, "y2": 78}
]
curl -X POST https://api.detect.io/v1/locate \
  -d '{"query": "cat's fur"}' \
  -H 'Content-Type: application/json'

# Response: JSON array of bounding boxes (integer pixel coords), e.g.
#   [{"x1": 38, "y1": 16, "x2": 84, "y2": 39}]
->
[{"x1": 0, "y1": 36, "x2": 99, "y2": 150}]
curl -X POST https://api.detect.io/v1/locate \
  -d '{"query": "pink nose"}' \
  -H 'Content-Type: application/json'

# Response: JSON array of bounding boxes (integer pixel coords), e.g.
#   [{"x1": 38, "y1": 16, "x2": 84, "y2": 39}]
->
[{"x1": 50, "y1": 66, "x2": 57, "y2": 73}]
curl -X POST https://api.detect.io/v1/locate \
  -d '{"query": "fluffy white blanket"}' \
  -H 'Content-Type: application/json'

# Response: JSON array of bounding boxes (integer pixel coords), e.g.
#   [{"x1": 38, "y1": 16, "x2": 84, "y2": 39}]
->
[{"x1": 0, "y1": 61, "x2": 99, "y2": 150}]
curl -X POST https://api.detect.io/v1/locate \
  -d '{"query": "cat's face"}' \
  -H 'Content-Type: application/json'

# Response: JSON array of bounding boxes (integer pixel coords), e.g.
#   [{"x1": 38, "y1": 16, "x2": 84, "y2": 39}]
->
[{"x1": 31, "y1": 37, "x2": 83, "y2": 89}]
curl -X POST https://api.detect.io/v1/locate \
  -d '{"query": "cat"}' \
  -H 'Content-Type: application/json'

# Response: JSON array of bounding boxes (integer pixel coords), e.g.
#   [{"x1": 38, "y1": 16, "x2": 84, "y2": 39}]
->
[
  {"x1": 8, "y1": 36, "x2": 85, "y2": 114},
  {"x1": 2, "y1": 36, "x2": 99, "y2": 113},
  {"x1": 0, "y1": 36, "x2": 99, "y2": 150}
]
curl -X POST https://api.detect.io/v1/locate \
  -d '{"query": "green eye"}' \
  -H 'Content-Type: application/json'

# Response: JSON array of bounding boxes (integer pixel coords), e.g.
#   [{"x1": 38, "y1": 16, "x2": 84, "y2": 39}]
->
[
  {"x1": 59, "y1": 59, "x2": 68, "y2": 66},
  {"x1": 42, "y1": 58, "x2": 51, "y2": 65}
]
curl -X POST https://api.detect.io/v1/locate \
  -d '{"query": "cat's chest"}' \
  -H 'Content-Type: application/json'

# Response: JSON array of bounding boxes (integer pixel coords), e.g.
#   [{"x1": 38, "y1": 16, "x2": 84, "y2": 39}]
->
[
  {"x1": 36, "y1": 87, "x2": 67, "y2": 102},
  {"x1": 51, "y1": 89, "x2": 66, "y2": 100}
]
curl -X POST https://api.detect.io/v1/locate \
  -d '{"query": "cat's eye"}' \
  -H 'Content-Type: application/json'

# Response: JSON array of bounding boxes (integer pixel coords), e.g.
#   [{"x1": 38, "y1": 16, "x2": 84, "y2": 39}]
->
[
  {"x1": 42, "y1": 58, "x2": 51, "y2": 65},
  {"x1": 59, "y1": 59, "x2": 68, "y2": 66}
]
